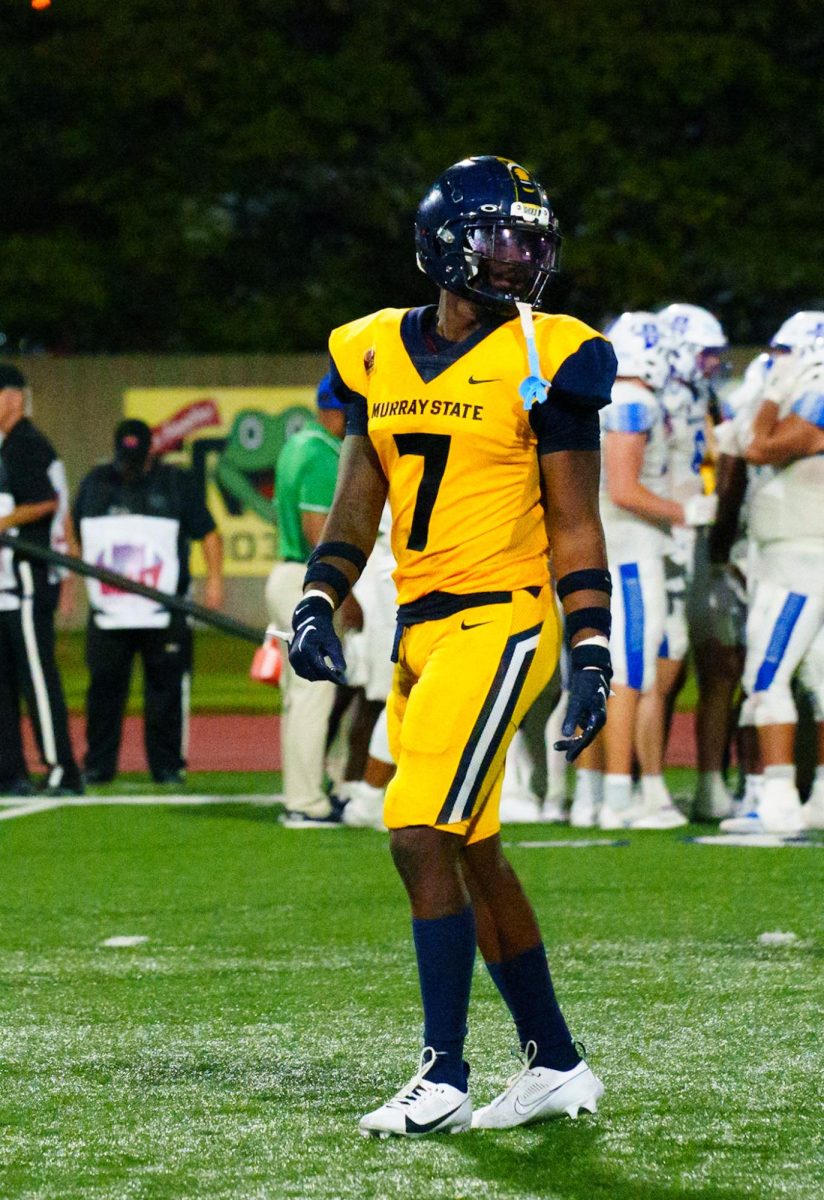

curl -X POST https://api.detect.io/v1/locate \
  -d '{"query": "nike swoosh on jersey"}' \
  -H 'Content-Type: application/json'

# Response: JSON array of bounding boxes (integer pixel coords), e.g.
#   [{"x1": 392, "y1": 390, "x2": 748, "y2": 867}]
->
[
  {"x1": 405, "y1": 1102, "x2": 465, "y2": 1135},
  {"x1": 460, "y1": 619, "x2": 492, "y2": 630},
  {"x1": 467, "y1": 376, "x2": 501, "y2": 385}
]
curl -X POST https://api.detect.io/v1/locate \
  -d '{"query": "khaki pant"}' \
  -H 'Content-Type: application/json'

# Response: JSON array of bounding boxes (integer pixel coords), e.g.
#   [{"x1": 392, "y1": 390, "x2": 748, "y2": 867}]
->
[{"x1": 265, "y1": 562, "x2": 335, "y2": 817}]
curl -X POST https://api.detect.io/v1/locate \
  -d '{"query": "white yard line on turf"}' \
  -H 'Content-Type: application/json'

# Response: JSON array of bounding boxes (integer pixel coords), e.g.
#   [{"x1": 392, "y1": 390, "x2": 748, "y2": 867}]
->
[{"x1": 0, "y1": 794, "x2": 284, "y2": 820}]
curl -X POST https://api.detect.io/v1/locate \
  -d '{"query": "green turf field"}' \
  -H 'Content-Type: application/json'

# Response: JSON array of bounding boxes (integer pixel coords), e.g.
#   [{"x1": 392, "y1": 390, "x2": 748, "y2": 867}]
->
[
  {"x1": 0, "y1": 769, "x2": 821, "y2": 1200},
  {"x1": 57, "y1": 631, "x2": 278, "y2": 715},
  {"x1": 54, "y1": 630, "x2": 700, "y2": 717}
]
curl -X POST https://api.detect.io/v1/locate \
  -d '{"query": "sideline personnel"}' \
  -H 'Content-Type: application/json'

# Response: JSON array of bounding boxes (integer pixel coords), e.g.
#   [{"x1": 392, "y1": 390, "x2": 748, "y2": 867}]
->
[
  {"x1": 287, "y1": 157, "x2": 617, "y2": 1135},
  {"x1": 264, "y1": 375, "x2": 347, "y2": 826},
  {"x1": 0, "y1": 364, "x2": 83, "y2": 796},
  {"x1": 72, "y1": 419, "x2": 223, "y2": 785}
]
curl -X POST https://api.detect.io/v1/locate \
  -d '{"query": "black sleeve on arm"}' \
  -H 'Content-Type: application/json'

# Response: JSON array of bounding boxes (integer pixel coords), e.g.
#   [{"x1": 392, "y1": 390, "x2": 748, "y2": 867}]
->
[
  {"x1": 329, "y1": 356, "x2": 369, "y2": 436},
  {"x1": 6, "y1": 439, "x2": 57, "y2": 505},
  {"x1": 530, "y1": 394, "x2": 601, "y2": 453},
  {"x1": 178, "y1": 468, "x2": 217, "y2": 540}
]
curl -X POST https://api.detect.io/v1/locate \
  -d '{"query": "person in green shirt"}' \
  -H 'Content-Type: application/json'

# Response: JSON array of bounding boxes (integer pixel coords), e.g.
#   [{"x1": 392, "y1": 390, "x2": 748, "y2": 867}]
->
[{"x1": 265, "y1": 374, "x2": 346, "y2": 825}]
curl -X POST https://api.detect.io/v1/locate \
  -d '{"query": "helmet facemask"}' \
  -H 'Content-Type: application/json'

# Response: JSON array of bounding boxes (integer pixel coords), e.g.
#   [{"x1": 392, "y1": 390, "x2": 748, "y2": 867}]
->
[{"x1": 457, "y1": 221, "x2": 560, "y2": 310}]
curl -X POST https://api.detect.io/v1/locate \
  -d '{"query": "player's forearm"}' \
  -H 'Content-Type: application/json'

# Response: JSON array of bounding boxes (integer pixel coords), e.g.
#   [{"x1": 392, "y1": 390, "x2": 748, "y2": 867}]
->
[
  {"x1": 709, "y1": 454, "x2": 747, "y2": 563},
  {"x1": 201, "y1": 530, "x2": 223, "y2": 582},
  {"x1": 746, "y1": 418, "x2": 824, "y2": 466},
  {"x1": 303, "y1": 435, "x2": 388, "y2": 607},
  {"x1": 608, "y1": 481, "x2": 684, "y2": 530},
  {"x1": 0, "y1": 499, "x2": 57, "y2": 532}
]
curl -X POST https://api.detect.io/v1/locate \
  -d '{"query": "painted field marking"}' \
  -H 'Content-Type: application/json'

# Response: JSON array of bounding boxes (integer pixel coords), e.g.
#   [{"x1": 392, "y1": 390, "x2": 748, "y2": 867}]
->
[
  {"x1": 0, "y1": 799, "x2": 66, "y2": 822},
  {"x1": 0, "y1": 794, "x2": 284, "y2": 821},
  {"x1": 101, "y1": 935, "x2": 149, "y2": 948},
  {"x1": 685, "y1": 834, "x2": 822, "y2": 849},
  {"x1": 505, "y1": 838, "x2": 631, "y2": 849}
]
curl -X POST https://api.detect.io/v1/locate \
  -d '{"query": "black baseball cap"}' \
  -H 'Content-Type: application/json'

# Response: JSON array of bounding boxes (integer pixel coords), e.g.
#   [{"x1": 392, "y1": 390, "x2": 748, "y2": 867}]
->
[
  {"x1": 0, "y1": 364, "x2": 27, "y2": 389},
  {"x1": 114, "y1": 418, "x2": 152, "y2": 468}
]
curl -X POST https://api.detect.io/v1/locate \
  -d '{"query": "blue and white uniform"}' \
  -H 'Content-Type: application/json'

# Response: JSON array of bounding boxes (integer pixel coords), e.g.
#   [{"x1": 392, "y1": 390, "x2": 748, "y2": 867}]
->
[
  {"x1": 742, "y1": 347, "x2": 824, "y2": 724},
  {"x1": 600, "y1": 380, "x2": 669, "y2": 691}
]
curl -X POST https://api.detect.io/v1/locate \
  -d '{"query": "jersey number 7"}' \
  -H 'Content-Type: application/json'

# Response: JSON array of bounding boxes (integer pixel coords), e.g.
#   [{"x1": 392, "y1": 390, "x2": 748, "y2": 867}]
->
[{"x1": 393, "y1": 433, "x2": 451, "y2": 551}]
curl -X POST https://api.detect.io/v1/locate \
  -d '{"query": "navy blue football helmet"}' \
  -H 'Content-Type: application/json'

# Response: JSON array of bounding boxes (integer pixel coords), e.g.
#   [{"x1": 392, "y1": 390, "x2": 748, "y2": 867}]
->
[{"x1": 415, "y1": 156, "x2": 561, "y2": 311}]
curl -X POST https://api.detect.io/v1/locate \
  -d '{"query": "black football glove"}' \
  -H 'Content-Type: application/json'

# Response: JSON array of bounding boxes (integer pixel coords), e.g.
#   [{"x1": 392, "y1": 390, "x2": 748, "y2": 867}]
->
[
  {"x1": 288, "y1": 595, "x2": 346, "y2": 684},
  {"x1": 554, "y1": 642, "x2": 612, "y2": 763}
]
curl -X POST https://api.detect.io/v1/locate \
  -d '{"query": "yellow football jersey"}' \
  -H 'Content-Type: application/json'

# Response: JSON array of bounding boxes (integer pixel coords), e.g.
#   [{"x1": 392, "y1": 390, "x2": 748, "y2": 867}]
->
[{"x1": 329, "y1": 306, "x2": 614, "y2": 605}]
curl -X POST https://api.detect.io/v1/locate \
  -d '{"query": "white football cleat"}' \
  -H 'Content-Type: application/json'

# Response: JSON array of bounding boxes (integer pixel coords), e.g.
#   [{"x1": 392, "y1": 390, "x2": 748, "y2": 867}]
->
[
  {"x1": 540, "y1": 795, "x2": 568, "y2": 823},
  {"x1": 472, "y1": 1041, "x2": 603, "y2": 1130},
  {"x1": 625, "y1": 800, "x2": 689, "y2": 830},
  {"x1": 499, "y1": 789, "x2": 544, "y2": 823},
  {"x1": 802, "y1": 790, "x2": 824, "y2": 830},
  {"x1": 596, "y1": 802, "x2": 628, "y2": 830},
  {"x1": 358, "y1": 1047, "x2": 472, "y2": 1138},
  {"x1": 341, "y1": 780, "x2": 387, "y2": 830},
  {"x1": 755, "y1": 780, "x2": 805, "y2": 834},
  {"x1": 719, "y1": 809, "x2": 762, "y2": 834},
  {"x1": 691, "y1": 775, "x2": 734, "y2": 821},
  {"x1": 570, "y1": 791, "x2": 601, "y2": 827}
]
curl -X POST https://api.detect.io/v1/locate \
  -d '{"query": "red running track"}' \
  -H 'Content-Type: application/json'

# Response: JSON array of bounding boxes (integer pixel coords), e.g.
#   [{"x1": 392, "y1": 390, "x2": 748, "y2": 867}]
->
[{"x1": 21, "y1": 711, "x2": 697, "y2": 774}]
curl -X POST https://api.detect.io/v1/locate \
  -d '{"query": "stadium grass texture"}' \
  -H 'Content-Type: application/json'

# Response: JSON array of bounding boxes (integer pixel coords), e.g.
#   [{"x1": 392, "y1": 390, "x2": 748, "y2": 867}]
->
[
  {"x1": 56, "y1": 630, "x2": 702, "y2": 717},
  {"x1": 0, "y1": 779, "x2": 821, "y2": 1199}
]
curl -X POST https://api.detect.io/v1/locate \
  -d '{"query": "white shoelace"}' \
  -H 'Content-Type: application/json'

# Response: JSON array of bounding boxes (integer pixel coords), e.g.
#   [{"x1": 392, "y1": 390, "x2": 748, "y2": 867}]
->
[
  {"x1": 499, "y1": 1039, "x2": 539, "y2": 1097},
  {"x1": 385, "y1": 1046, "x2": 442, "y2": 1110}
]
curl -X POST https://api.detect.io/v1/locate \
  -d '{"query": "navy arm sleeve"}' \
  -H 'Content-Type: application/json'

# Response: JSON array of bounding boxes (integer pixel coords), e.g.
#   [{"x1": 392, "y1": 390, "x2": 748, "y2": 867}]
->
[
  {"x1": 530, "y1": 396, "x2": 601, "y2": 454},
  {"x1": 329, "y1": 357, "x2": 369, "y2": 436},
  {"x1": 530, "y1": 333, "x2": 615, "y2": 453},
  {"x1": 551, "y1": 336, "x2": 617, "y2": 409}
]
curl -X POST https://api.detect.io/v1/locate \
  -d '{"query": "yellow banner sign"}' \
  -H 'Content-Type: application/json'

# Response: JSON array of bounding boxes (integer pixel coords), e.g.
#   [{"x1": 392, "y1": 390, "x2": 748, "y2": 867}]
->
[{"x1": 124, "y1": 388, "x2": 315, "y2": 577}]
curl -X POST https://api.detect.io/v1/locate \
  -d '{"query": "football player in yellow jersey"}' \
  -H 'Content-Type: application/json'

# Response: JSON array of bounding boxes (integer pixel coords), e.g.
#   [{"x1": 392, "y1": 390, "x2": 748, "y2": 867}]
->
[{"x1": 287, "y1": 156, "x2": 617, "y2": 1136}]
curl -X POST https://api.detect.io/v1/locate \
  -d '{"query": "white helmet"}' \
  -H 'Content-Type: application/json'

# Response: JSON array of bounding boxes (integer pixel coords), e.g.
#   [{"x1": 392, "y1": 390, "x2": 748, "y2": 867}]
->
[
  {"x1": 721, "y1": 351, "x2": 771, "y2": 419},
  {"x1": 657, "y1": 302, "x2": 728, "y2": 384},
  {"x1": 769, "y1": 311, "x2": 824, "y2": 352},
  {"x1": 603, "y1": 310, "x2": 669, "y2": 391},
  {"x1": 763, "y1": 339, "x2": 824, "y2": 406}
]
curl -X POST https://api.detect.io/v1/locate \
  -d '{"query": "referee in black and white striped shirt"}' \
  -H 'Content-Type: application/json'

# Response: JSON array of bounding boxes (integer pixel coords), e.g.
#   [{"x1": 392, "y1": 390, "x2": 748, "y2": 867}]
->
[{"x1": 0, "y1": 365, "x2": 83, "y2": 796}]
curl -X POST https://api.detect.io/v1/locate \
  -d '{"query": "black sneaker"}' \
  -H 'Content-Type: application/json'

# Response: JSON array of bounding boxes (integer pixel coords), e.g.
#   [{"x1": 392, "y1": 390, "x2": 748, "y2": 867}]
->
[
  {"x1": 82, "y1": 769, "x2": 115, "y2": 786},
  {"x1": 0, "y1": 778, "x2": 36, "y2": 798},
  {"x1": 153, "y1": 770, "x2": 186, "y2": 787},
  {"x1": 40, "y1": 784, "x2": 85, "y2": 797},
  {"x1": 279, "y1": 808, "x2": 343, "y2": 828}
]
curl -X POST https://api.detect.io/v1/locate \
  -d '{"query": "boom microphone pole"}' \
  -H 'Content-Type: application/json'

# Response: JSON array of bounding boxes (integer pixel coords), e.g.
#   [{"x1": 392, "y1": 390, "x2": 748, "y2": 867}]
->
[{"x1": 0, "y1": 532, "x2": 268, "y2": 645}]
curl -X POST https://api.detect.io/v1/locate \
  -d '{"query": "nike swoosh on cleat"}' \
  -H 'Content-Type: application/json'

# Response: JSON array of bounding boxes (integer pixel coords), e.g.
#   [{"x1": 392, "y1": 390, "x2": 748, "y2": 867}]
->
[
  {"x1": 468, "y1": 376, "x2": 501, "y2": 385},
  {"x1": 460, "y1": 619, "x2": 492, "y2": 631},
  {"x1": 512, "y1": 1076, "x2": 583, "y2": 1117},
  {"x1": 405, "y1": 1103, "x2": 465, "y2": 1135}
]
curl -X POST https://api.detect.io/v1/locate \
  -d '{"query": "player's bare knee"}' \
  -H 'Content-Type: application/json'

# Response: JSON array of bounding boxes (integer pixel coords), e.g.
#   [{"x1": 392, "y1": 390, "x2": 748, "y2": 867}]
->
[{"x1": 390, "y1": 826, "x2": 464, "y2": 913}]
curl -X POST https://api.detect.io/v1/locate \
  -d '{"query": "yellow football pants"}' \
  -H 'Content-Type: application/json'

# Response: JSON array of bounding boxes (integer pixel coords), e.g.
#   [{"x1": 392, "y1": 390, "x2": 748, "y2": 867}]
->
[{"x1": 384, "y1": 586, "x2": 561, "y2": 844}]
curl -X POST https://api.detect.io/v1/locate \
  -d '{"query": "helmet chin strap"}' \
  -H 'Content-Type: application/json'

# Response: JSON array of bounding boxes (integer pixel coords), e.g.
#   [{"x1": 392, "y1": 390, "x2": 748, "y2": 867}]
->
[{"x1": 516, "y1": 301, "x2": 551, "y2": 410}]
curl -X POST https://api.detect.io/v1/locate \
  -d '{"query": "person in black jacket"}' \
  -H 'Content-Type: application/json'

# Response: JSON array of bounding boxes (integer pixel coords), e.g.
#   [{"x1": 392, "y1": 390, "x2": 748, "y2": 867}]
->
[
  {"x1": 72, "y1": 419, "x2": 223, "y2": 785},
  {"x1": 0, "y1": 364, "x2": 83, "y2": 796}
]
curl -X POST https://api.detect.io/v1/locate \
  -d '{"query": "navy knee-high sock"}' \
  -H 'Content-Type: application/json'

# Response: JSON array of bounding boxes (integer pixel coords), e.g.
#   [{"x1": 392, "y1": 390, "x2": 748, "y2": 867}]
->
[
  {"x1": 411, "y1": 906, "x2": 476, "y2": 1089},
  {"x1": 486, "y1": 942, "x2": 580, "y2": 1071}
]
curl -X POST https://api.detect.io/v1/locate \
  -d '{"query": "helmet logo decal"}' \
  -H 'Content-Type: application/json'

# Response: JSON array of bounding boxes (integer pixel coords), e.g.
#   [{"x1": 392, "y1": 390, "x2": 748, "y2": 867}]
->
[
  {"x1": 641, "y1": 322, "x2": 659, "y2": 349},
  {"x1": 510, "y1": 200, "x2": 551, "y2": 226}
]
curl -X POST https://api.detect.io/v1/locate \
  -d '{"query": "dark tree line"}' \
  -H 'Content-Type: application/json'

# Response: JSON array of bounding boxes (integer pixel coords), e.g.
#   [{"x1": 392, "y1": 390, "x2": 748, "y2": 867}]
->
[{"x1": 1, "y1": 0, "x2": 822, "y2": 352}]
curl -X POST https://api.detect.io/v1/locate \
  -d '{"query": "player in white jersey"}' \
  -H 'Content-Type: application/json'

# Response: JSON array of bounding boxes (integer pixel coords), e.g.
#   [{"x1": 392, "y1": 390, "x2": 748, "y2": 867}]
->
[
  {"x1": 634, "y1": 302, "x2": 730, "y2": 818},
  {"x1": 711, "y1": 313, "x2": 824, "y2": 826},
  {"x1": 569, "y1": 312, "x2": 714, "y2": 829},
  {"x1": 719, "y1": 341, "x2": 824, "y2": 832}
]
